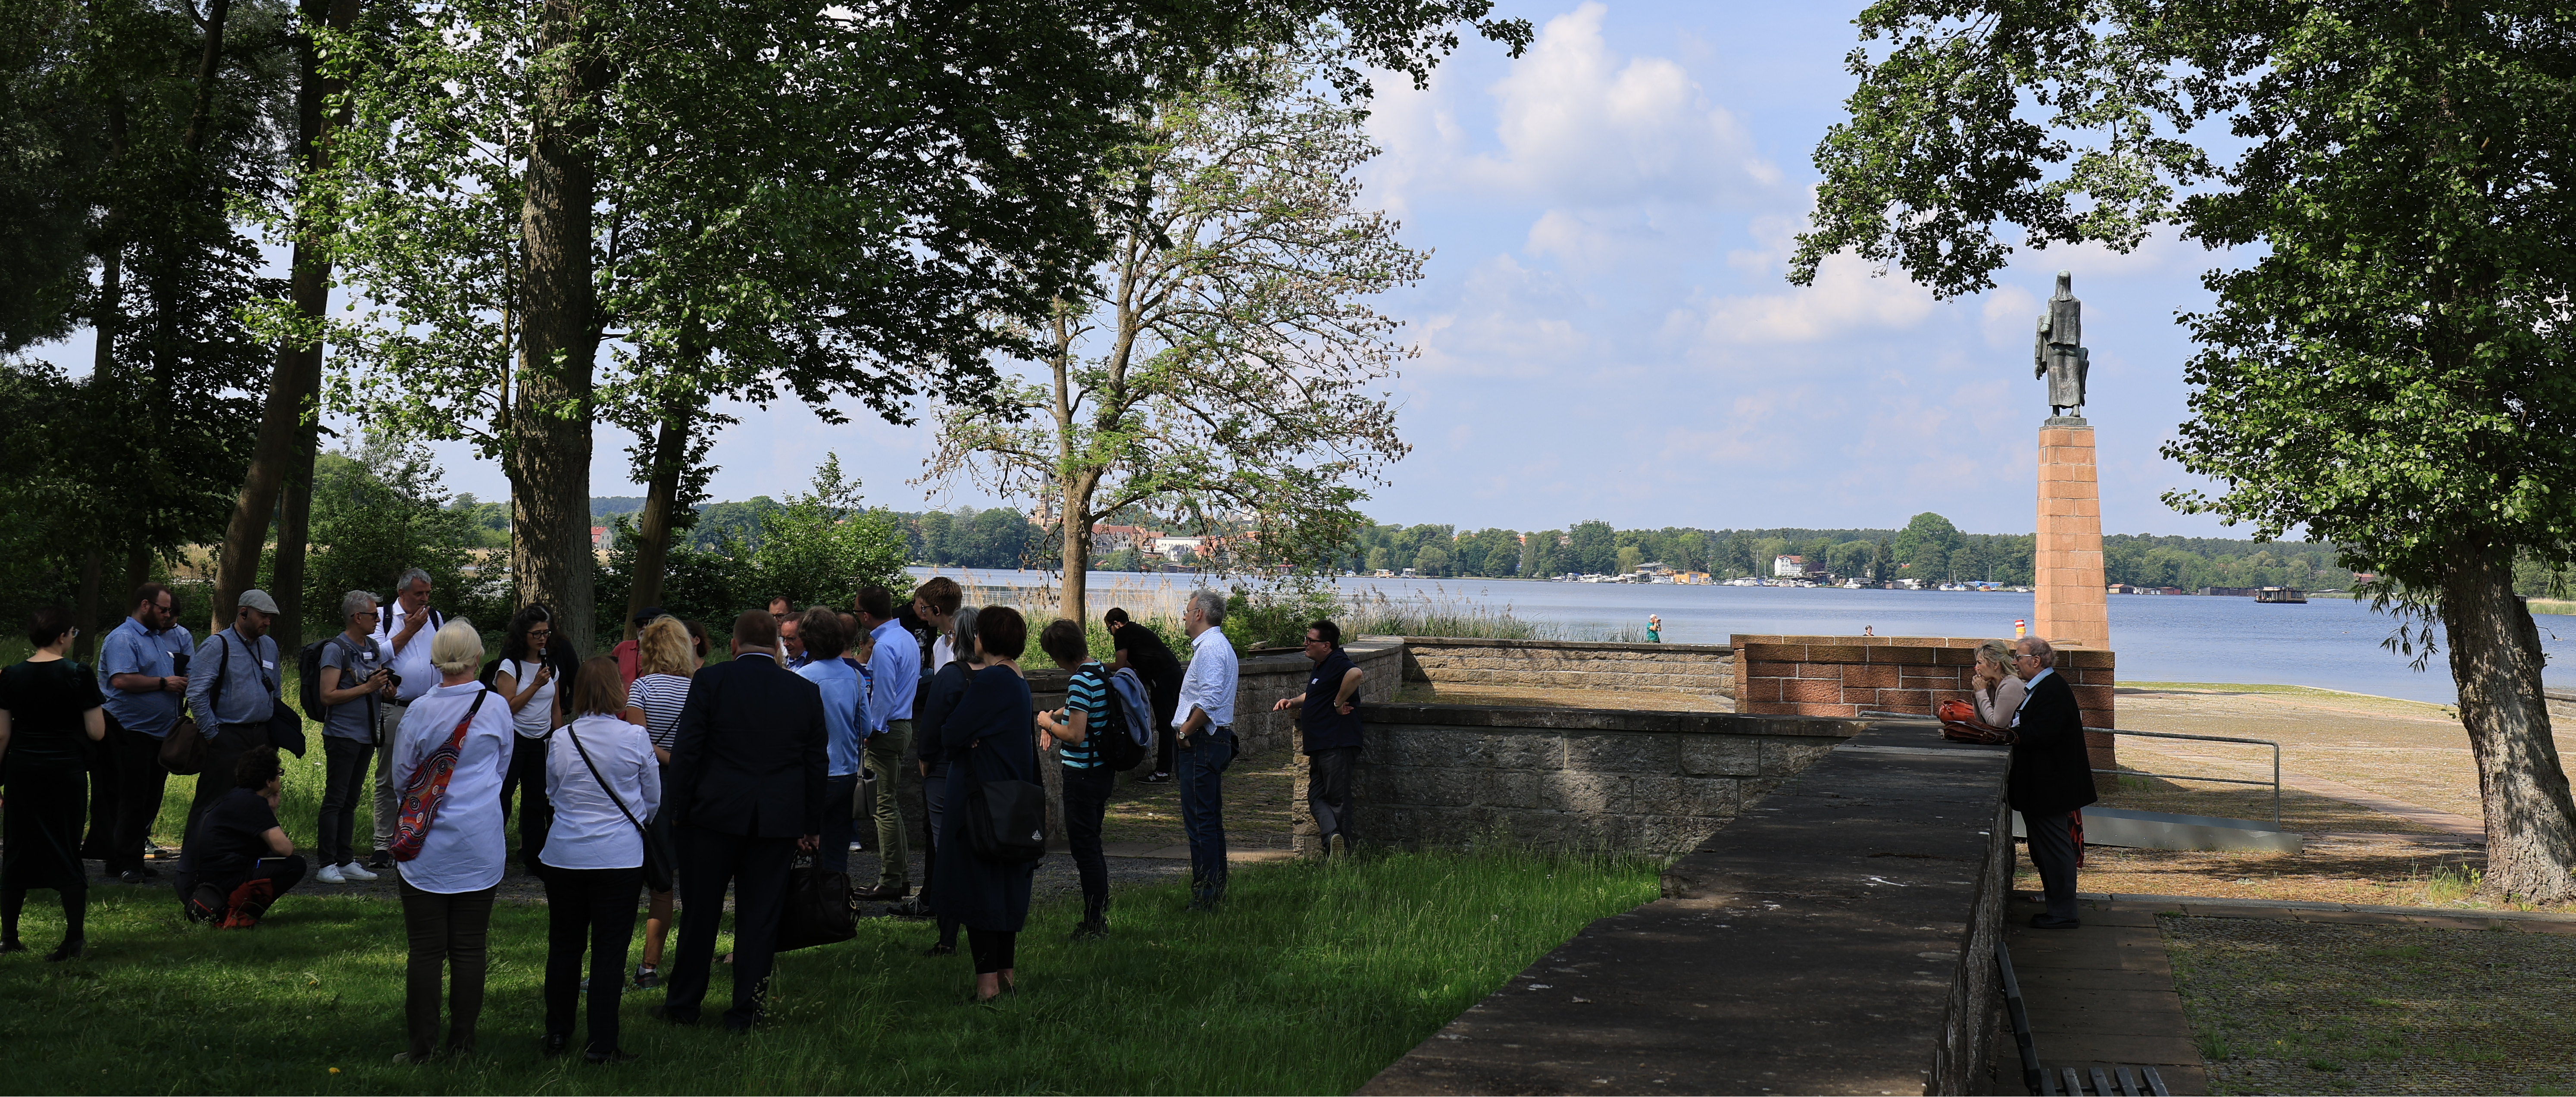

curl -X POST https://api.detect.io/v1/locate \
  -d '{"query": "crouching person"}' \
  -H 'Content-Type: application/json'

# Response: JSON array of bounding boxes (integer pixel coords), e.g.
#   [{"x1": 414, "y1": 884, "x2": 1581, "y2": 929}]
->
[{"x1": 179, "y1": 747, "x2": 306, "y2": 928}]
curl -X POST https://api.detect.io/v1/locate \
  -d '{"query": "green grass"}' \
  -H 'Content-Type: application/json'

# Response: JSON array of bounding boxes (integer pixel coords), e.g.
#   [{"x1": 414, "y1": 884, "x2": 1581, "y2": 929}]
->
[{"x1": 0, "y1": 846, "x2": 1660, "y2": 1094}]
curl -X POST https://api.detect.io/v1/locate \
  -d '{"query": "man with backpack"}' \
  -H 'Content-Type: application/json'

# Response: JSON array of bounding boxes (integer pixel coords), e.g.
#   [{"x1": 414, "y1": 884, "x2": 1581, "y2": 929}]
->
[
  {"x1": 1272, "y1": 619, "x2": 1365, "y2": 857},
  {"x1": 366, "y1": 567, "x2": 443, "y2": 871}
]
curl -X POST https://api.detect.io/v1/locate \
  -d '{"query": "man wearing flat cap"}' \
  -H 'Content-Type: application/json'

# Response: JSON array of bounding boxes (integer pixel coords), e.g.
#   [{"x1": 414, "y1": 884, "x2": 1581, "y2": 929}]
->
[{"x1": 183, "y1": 589, "x2": 284, "y2": 843}]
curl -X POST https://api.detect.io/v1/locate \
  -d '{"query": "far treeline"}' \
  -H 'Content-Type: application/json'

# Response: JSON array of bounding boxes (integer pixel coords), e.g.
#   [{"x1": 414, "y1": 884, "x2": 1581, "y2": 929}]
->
[{"x1": 1337, "y1": 512, "x2": 2385, "y2": 592}]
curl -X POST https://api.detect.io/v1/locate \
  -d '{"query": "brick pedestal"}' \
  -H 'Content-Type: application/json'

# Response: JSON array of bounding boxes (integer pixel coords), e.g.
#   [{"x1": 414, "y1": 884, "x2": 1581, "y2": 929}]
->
[{"x1": 2034, "y1": 419, "x2": 2116, "y2": 786}]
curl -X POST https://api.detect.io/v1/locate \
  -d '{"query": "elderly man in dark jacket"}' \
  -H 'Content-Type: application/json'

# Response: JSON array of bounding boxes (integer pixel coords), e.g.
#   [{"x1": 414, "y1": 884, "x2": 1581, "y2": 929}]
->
[
  {"x1": 656, "y1": 610, "x2": 827, "y2": 1031},
  {"x1": 2008, "y1": 636, "x2": 2098, "y2": 928}
]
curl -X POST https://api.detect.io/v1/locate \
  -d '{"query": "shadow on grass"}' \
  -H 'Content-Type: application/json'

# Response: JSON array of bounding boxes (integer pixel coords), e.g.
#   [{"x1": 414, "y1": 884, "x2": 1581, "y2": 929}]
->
[{"x1": 0, "y1": 845, "x2": 1660, "y2": 1094}]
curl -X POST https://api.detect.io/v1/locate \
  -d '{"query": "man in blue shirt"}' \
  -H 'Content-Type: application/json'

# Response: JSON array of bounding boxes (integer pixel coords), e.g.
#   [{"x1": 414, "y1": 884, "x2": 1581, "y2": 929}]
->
[
  {"x1": 183, "y1": 589, "x2": 283, "y2": 844},
  {"x1": 793, "y1": 608, "x2": 865, "y2": 881},
  {"x1": 853, "y1": 586, "x2": 920, "y2": 900},
  {"x1": 97, "y1": 583, "x2": 192, "y2": 883}
]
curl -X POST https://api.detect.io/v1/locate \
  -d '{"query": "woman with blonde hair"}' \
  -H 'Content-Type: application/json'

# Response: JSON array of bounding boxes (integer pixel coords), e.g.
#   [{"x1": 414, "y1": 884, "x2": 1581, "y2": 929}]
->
[
  {"x1": 1970, "y1": 639, "x2": 2028, "y2": 727},
  {"x1": 390, "y1": 618, "x2": 514, "y2": 1063},
  {"x1": 625, "y1": 615, "x2": 694, "y2": 989}
]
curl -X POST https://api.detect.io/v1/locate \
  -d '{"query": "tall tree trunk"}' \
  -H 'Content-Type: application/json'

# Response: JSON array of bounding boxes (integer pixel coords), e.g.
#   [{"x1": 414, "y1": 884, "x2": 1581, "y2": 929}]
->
[
  {"x1": 273, "y1": 460, "x2": 314, "y2": 653},
  {"x1": 1058, "y1": 478, "x2": 1095, "y2": 627},
  {"x1": 74, "y1": 550, "x2": 102, "y2": 662},
  {"x1": 2444, "y1": 544, "x2": 2576, "y2": 903},
  {"x1": 623, "y1": 396, "x2": 698, "y2": 640},
  {"x1": 511, "y1": 0, "x2": 606, "y2": 656}
]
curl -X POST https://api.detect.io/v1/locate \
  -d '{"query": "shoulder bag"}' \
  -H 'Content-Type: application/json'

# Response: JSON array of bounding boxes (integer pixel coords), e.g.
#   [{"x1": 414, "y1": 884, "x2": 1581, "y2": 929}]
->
[
  {"x1": 963, "y1": 747, "x2": 1048, "y2": 865},
  {"x1": 390, "y1": 689, "x2": 491, "y2": 862},
  {"x1": 159, "y1": 635, "x2": 236, "y2": 775},
  {"x1": 564, "y1": 719, "x2": 675, "y2": 892}
]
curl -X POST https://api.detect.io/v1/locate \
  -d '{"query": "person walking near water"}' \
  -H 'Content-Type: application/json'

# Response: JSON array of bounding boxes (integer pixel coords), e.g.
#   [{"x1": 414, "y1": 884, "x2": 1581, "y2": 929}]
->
[
  {"x1": 1174, "y1": 590, "x2": 1239, "y2": 909},
  {"x1": 2007, "y1": 636, "x2": 2097, "y2": 929}
]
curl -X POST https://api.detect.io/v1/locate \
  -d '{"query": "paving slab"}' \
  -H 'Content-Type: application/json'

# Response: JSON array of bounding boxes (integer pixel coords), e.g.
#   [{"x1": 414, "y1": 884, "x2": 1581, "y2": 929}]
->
[
  {"x1": 2003, "y1": 899, "x2": 2206, "y2": 1095},
  {"x1": 1359, "y1": 730, "x2": 2013, "y2": 1096}
]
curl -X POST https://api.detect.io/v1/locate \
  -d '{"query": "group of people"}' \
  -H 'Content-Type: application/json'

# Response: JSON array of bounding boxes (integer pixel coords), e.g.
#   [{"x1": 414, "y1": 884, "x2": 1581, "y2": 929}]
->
[{"x1": 0, "y1": 570, "x2": 1377, "y2": 1062}]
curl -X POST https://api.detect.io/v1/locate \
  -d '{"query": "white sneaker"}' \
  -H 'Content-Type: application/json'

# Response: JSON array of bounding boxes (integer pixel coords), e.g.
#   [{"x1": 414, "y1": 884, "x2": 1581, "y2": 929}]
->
[
  {"x1": 339, "y1": 861, "x2": 379, "y2": 882},
  {"x1": 318, "y1": 863, "x2": 347, "y2": 884}
]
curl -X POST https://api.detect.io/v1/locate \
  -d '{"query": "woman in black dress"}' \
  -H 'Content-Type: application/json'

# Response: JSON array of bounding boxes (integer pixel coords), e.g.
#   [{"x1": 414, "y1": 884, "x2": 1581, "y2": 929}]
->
[
  {"x1": 930, "y1": 606, "x2": 1037, "y2": 1002},
  {"x1": 0, "y1": 605, "x2": 108, "y2": 960}
]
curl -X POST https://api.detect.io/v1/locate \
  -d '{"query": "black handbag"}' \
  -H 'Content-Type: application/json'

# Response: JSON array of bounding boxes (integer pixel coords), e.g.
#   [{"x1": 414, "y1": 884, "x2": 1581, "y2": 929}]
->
[
  {"x1": 564, "y1": 720, "x2": 675, "y2": 892},
  {"x1": 963, "y1": 769, "x2": 1048, "y2": 864},
  {"x1": 777, "y1": 864, "x2": 855, "y2": 952}
]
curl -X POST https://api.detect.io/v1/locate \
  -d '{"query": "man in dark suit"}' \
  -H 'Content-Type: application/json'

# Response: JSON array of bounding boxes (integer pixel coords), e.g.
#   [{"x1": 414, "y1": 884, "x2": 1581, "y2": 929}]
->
[
  {"x1": 657, "y1": 610, "x2": 827, "y2": 1031},
  {"x1": 2009, "y1": 636, "x2": 2099, "y2": 929}
]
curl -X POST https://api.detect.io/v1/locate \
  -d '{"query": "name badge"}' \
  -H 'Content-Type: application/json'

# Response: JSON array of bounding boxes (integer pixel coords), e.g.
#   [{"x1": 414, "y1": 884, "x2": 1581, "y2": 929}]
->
[{"x1": 263, "y1": 660, "x2": 275, "y2": 669}]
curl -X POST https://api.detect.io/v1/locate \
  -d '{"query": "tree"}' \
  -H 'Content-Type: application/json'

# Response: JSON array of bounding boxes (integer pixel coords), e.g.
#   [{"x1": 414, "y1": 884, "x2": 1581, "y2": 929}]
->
[
  {"x1": 1891, "y1": 513, "x2": 1965, "y2": 578},
  {"x1": 925, "y1": 44, "x2": 1427, "y2": 625},
  {"x1": 301, "y1": 436, "x2": 485, "y2": 634},
  {"x1": 1566, "y1": 521, "x2": 1616, "y2": 575},
  {"x1": 1795, "y1": 0, "x2": 2576, "y2": 900},
  {"x1": 743, "y1": 455, "x2": 908, "y2": 614}
]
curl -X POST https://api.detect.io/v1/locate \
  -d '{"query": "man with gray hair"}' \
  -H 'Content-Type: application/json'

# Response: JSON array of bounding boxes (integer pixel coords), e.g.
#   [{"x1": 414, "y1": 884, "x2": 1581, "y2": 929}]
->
[
  {"x1": 366, "y1": 567, "x2": 444, "y2": 870},
  {"x1": 1173, "y1": 589, "x2": 1239, "y2": 909},
  {"x1": 2007, "y1": 635, "x2": 2098, "y2": 929},
  {"x1": 314, "y1": 591, "x2": 394, "y2": 884}
]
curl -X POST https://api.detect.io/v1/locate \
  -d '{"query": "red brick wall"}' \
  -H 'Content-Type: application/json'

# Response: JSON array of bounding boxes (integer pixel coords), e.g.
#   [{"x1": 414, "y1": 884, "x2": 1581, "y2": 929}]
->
[{"x1": 1730, "y1": 634, "x2": 2117, "y2": 787}]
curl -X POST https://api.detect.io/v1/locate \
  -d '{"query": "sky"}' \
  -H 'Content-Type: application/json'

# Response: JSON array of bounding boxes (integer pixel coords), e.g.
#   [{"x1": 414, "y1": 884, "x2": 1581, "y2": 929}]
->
[{"x1": 32, "y1": 0, "x2": 2265, "y2": 539}]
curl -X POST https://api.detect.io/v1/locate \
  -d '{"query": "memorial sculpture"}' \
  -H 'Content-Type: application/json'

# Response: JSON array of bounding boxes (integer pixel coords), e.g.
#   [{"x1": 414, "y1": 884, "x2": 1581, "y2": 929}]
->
[{"x1": 2033, "y1": 270, "x2": 2088, "y2": 417}]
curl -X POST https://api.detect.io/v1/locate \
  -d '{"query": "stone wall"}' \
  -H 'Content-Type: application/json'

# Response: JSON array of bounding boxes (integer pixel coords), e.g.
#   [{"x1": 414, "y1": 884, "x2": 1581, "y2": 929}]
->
[
  {"x1": 1732, "y1": 633, "x2": 2119, "y2": 788},
  {"x1": 1398, "y1": 636, "x2": 1735, "y2": 700},
  {"x1": 1301, "y1": 703, "x2": 1856, "y2": 856}
]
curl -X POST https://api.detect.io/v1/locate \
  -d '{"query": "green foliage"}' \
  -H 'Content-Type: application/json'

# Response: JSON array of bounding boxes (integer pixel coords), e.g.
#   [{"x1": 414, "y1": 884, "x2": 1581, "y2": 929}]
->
[
  {"x1": 742, "y1": 454, "x2": 908, "y2": 611},
  {"x1": 592, "y1": 516, "x2": 745, "y2": 637},
  {"x1": 299, "y1": 436, "x2": 494, "y2": 634},
  {"x1": 1224, "y1": 581, "x2": 1347, "y2": 651}
]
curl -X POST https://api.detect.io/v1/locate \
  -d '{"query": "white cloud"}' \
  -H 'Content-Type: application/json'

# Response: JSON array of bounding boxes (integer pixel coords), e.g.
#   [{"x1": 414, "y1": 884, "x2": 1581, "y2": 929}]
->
[
  {"x1": 1365, "y1": 3, "x2": 1778, "y2": 213},
  {"x1": 1686, "y1": 252, "x2": 1939, "y2": 345}
]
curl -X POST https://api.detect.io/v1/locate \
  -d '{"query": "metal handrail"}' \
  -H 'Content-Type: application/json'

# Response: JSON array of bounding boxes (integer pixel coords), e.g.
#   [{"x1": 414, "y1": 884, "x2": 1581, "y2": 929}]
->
[{"x1": 1857, "y1": 711, "x2": 2283, "y2": 827}]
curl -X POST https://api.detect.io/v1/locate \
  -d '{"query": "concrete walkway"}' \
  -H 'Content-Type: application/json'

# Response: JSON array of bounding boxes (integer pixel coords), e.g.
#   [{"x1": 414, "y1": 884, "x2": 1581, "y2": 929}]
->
[
  {"x1": 1100, "y1": 840, "x2": 1298, "y2": 863},
  {"x1": 2004, "y1": 893, "x2": 2208, "y2": 1095}
]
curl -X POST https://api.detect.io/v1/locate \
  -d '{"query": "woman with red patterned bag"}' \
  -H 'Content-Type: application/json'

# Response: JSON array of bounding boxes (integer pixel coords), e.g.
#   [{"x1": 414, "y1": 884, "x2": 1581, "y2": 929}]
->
[{"x1": 386, "y1": 619, "x2": 512, "y2": 1064}]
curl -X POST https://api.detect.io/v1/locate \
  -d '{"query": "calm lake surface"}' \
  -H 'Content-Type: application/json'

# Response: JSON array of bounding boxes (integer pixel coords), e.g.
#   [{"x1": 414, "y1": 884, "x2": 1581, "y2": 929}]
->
[{"x1": 907, "y1": 567, "x2": 2576, "y2": 705}]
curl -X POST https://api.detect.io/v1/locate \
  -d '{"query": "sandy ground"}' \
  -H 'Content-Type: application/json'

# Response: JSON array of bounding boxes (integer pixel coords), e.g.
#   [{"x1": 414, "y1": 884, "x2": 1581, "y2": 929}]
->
[{"x1": 2017, "y1": 683, "x2": 2519, "y2": 908}]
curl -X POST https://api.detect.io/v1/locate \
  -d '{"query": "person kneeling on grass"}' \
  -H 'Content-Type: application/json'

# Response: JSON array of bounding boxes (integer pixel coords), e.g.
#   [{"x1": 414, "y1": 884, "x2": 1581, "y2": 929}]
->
[
  {"x1": 1033, "y1": 619, "x2": 1113, "y2": 940},
  {"x1": 180, "y1": 747, "x2": 306, "y2": 928}
]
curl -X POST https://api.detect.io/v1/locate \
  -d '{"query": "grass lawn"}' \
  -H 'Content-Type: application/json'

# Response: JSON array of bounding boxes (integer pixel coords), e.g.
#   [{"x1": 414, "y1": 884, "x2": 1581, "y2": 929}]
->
[{"x1": 0, "y1": 846, "x2": 1659, "y2": 1094}]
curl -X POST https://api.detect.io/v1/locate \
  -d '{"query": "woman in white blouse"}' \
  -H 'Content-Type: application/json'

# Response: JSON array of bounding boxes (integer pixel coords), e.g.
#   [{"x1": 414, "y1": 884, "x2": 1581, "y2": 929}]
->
[
  {"x1": 1971, "y1": 639, "x2": 2029, "y2": 727},
  {"x1": 625, "y1": 615, "x2": 694, "y2": 989},
  {"x1": 390, "y1": 619, "x2": 515, "y2": 1064},
  {"x1": 493, "y1": 604, "x2": 566, "y2": 873},
  {"x1": 541, "y1": 655, "x2": 659, "y2": 1063}
]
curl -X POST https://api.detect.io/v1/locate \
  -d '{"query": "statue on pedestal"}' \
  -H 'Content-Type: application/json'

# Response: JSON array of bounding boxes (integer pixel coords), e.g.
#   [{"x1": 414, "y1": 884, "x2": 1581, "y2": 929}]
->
[{"x1": 2033, "y1": 270, "x2": 2088, "y2": 417}]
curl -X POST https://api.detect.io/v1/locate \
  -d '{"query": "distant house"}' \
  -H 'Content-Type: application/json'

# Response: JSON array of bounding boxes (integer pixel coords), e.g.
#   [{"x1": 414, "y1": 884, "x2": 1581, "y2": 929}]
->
[
  {"x1": 1773, "y1": 554, "x2": 1807, "y2": 578},
  {"x1": 1092, "y1": 524, "x2": 1164, "y2": 553},
  {"x1": 1150, "y1": 535, "x2": 1206, "y2": 561},
  {"x1": 591, "y1": 525, "x2": 610, "y2": 550}
]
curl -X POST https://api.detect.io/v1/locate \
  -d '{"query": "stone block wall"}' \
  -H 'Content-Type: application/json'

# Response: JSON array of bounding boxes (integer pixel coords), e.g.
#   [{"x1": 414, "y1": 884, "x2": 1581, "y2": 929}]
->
[
  {"x1": 1397, "y1": 636, "x2": 1736, "y2": 699},
  {"x1": 1300, "y1": 704, "x2": 1856, "y2": 856},
  {"x1": 1732, "y1": 634, "x2": 2118, "y2": 788}
]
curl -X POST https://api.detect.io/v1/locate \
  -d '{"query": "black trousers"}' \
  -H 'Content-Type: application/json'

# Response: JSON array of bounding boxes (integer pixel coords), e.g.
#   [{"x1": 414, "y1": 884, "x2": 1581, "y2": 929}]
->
[
  {"x1": 80, "y1": 721, "x2": 118, "y2": 859},
  {"x1": 1149, "y1": 680, "x2": 1181, "y2": 775},
  {"x1": 2022, "y1": 809, "x2": 2082, "y2": 923},
  {"x1": 318, "y1": 737, "x2": 375, "y2": 868},
  {"x1": 1307, "y1": 746, "x2": 1360, "y2": 852},
  {"x1": 186, "y1": 721, "x2": 269, "y2": 847},
  {"x1": 190, "y1": 855, "x2": 308, "y2": 925},
  {"x1": 969, "y1": 928, "x2": 1016, "y2": 975},
  {"x1": 105, "y1": 716, "x2": 170, "y2": 874},
  {"x1": 1062, "y1": 764, "x2": 1112, "y2": 910},
  {"x1": 498, "y1": 734, "x2": 553, "y2": 871},
  {"x1": 544, "y1": 865, "x2": 642, "y2": 1053},
  {"x1": 397, "y1": 878, "x2": 495, "y2": 1057},
  {"x1": 817, "y1": 773, "x2": 859, "y2": 879},
  {"x1": 667, "y1": 824, "x2": 796, "y2": 1030}
]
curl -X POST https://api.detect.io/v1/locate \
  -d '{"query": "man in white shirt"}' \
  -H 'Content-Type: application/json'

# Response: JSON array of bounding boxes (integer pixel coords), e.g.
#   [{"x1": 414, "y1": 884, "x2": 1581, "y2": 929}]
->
[
  {"x1": 368, "y1": 567, "x2": 442, "y2": 870},
  {"x1": 1173, "y1": 589, "x2": 1239, "y2": 910}
]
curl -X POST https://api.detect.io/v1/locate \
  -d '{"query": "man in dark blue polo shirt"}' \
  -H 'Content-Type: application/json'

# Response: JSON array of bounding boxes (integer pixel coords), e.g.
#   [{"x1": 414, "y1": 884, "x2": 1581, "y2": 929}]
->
[{"x1": 1272, "y1": 619, "x2": 1365, "y2": 857}]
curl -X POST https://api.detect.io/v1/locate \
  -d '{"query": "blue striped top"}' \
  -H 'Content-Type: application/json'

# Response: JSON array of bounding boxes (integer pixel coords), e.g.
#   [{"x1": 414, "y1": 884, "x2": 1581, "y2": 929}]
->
[{"x1": 1061, "y1": 661, "x2": 1110, "y2": 768}]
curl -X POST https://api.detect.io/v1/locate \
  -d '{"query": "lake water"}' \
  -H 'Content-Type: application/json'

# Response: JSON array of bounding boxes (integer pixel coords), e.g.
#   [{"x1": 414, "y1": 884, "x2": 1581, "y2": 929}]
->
[{"x1": 904, "y1": 567, "x2": 2576, "y2": 705}]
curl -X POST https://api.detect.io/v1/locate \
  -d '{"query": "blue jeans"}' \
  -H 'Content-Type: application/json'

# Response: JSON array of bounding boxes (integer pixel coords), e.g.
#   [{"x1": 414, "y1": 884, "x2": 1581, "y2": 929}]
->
[
  {"x1": 1178, "y1": 729, "x2": 1234, "y2": 901},
  {"x1": 818, "y1": 773, "x2": 859, "y2": 880}
]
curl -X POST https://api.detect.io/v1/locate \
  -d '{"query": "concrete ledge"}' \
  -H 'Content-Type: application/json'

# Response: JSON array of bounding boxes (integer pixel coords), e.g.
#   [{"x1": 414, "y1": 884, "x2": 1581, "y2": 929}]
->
[
  {"x1": 1394, "y1": 635, "x2": 1735, "y2": 656},
  {"x1": 1355, "y1": 702, "x2": 1849, "y2": 737}
]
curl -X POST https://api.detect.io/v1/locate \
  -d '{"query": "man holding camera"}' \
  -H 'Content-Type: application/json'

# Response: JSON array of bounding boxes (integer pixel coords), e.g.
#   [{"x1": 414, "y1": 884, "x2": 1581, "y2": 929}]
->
[
  {"x1": 315, "y1": 591, "x2": 397, "y2": 883},
  {"x1": 366, "y1": 567, "x2": 443, "y2": 871}
]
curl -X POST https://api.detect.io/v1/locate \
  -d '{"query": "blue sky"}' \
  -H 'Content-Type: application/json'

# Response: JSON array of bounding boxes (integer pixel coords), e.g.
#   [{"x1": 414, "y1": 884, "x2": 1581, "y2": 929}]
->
[{"x1": 34, "y1": 0, "x2": 2262, "y2": 539}]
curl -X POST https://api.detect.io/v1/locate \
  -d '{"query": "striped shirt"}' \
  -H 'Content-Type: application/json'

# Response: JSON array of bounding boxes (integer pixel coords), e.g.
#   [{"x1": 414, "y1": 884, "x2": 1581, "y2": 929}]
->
[
  {"x1": 630, "y1": 672, "x2": 691, "y2": 751},
  {"x1": 1060, "y1": 661, "x2": 1111, "y2": 768}
]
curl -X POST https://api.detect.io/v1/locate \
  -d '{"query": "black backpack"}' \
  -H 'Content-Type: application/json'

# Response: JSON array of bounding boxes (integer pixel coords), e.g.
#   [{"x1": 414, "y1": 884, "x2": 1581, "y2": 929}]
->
[
  {"x1": 1087, "y1": 666, "x2": 1150, "y2": 772},
  {"x1": 297, "y1": 633, "x2": 377, "y2": 726}
]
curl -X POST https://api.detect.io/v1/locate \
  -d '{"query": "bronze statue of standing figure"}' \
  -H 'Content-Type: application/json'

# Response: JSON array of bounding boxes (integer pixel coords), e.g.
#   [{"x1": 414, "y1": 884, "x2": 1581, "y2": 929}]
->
[{"x1": 2034, "y1": 271, "x2": 2088, "y2": 417}]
